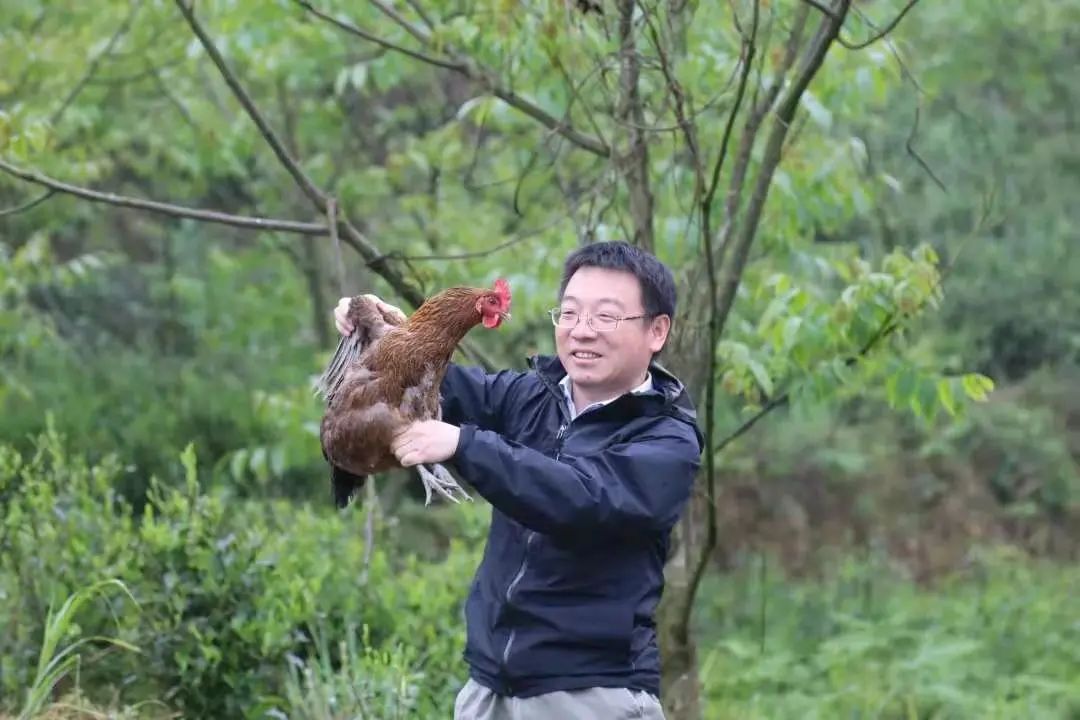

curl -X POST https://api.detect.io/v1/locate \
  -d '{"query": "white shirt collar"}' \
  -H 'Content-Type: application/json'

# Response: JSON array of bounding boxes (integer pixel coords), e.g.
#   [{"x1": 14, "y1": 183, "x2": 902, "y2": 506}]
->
[{"x1": 559, "y1": 371, "x2": 654, "y2": 420}]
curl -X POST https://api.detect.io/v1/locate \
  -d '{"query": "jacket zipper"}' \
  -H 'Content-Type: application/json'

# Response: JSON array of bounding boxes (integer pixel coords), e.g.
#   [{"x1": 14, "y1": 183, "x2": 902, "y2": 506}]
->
[
  {"x1": 500, "y1": 531, "x2": 535, "y2": 665},
  {"x1": 500, "y1": 421, "x2": 569, "y2": 669}
]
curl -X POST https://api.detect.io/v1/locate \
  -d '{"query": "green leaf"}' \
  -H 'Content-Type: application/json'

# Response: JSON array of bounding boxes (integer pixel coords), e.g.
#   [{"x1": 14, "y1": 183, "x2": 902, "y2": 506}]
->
[
  {"x1": 747, "y1": 359, "x2": 774, "y2": 397},
  {"x1": 961, "y1": 373, "x2": 995, "y2": 402},
  {"x1": 937, "y1": 378, "x2": 958, "y2": 416}
]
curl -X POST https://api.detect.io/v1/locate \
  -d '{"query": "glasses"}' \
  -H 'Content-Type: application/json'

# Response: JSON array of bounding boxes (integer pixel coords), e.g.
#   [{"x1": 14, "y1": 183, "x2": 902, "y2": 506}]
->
[{"x1": 548, "y1": 308, "x2": 650, "y2": 332}]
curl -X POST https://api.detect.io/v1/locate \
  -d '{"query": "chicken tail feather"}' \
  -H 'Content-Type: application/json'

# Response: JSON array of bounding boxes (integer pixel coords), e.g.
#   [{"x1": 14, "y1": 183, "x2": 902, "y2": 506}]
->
[
  {"x1": 331, "y1": 465, "x2": 366, "y2": 509},
  {"x1": 314, "y1": 332, "x2": 362, "y2": 404}
]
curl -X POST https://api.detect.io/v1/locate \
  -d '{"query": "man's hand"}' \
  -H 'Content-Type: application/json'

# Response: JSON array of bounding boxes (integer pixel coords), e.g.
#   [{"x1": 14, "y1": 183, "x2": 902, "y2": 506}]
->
[
  {"x1": 334, "y1": 294, "x2": 407, "y2": 336},
  {"x1": 392, "y1": 420, "x2": 461, "y2": 467}
]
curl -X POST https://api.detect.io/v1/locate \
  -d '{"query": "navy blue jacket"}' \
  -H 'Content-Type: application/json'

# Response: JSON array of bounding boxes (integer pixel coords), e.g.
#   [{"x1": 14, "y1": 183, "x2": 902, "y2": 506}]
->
[{"x1": 441, "y1": 354, "x2": 703, "y2": 699}]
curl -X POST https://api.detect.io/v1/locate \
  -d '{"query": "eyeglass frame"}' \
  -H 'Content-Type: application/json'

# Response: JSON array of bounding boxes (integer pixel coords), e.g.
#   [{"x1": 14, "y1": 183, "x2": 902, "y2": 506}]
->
[{"x1": 548, "y1": 307, "x2": 654, "y2": 332}]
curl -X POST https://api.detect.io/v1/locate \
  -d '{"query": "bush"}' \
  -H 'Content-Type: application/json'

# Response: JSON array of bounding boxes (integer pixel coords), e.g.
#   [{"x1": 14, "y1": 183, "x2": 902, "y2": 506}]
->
[
  {"x1": 697, "y1": 547, "x2": 1080, "y2": 719},
  {"x1": 0, "y1": 427, "x2": 480, "y2": 719}
]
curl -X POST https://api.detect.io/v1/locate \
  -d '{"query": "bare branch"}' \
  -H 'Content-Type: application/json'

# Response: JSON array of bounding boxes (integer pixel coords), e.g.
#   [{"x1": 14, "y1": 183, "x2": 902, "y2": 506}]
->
[
  {"x1": 175, "y1": 0, "x2": 497, "y2": 369},
  {"x1": 293, "y1": 0, "x2": 463, "y2": 71},
  {"x1": 0, "y1": 189, "x2": 55, "y2": 218},
  {"x1": 714, "y1": 0, "x2": 852, "y2": 336},
  {"x1": 367, "y1": 0, "x2": 430, "y2": 45},
  {"x1": 87, "y1": 55, "x2": 188, "y2": 87},
  {"x1": 907, "y1": 101, "x2": 948, "y2": 193},
  {"x1": 641, "y1": 0, "x2": 704, "y2": 238},
  {"x1": 703, "y1": 2, "x2": 759, "y2": 220},
  {"x1": 721, "y1": 3, "x2": 807, "y2": 254},
  {"x1": 51, "y1": 0, "x2": 145, "y2": 125},
  {"x1": 840, "y1": 0, "x2": 921, "y2": 50},
  {"x1": 149, "y1": 63, "x2": 199, "y2": 131},
  {"x1": 298, "y1": 0, "x2": 611, "y2": 157},
  {"x1": 0, "y1": 158, "x2": 327, "y2": 234},
  {"x1": 799, "y1": 0, "x2": 842, "y2": 22},
  {"x1": 175, "y1": 0, "x2": 327, "y2": 207},
  {"x1": 616, "y1": 0, "x2": 655, "y2": 250},
  {"x1": 327, "y1": 197, "x2": 348, "y2": 295},
  {"x1": 403, "y1": 0, "x2": 436, "y2": 31}
]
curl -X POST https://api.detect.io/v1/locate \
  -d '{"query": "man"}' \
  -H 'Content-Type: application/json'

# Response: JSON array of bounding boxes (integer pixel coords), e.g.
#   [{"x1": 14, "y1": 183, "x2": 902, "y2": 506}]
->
[{"x1": 334, "y1": 241, "x2": 703, "y2": 719}]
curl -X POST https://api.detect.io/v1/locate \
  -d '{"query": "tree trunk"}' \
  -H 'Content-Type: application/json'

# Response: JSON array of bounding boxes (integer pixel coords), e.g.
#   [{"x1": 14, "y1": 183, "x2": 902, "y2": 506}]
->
[
  {"x1": 657, "y1": 305, "x2": 713, "y2": 719},
  {"x1": 616, "y1": 0, "x2": 655, "y2": 251}
]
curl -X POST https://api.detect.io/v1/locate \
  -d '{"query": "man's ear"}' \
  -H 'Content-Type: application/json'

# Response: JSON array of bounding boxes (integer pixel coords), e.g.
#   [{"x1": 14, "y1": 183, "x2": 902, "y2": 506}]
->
[{"x1": 647, "y1": 315, "x2": 671, "y2": 353}]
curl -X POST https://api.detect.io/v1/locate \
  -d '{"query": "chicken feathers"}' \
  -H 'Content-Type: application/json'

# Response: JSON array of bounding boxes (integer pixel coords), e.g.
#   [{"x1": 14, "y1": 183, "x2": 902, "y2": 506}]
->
[{"x1": 315, "y1": 281, "x2": 511, "y2": 508}]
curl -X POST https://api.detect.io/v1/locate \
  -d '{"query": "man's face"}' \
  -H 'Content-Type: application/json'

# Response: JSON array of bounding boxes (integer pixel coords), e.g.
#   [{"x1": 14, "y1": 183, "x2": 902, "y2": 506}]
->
[{"x1": 555, "y1": 266, "x2": 670, "y2": 398}]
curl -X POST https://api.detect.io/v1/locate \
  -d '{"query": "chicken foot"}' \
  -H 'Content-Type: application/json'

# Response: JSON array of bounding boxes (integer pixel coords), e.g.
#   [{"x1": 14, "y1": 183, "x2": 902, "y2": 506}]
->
[{"x1": 417, "y1": 463, "x2": 472, "y2": 505}]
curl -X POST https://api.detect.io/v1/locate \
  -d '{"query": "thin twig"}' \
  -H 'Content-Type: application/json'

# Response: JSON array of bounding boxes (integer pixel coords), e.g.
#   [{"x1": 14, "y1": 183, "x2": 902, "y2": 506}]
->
[
  {"x1": 293, "y1": 0, "x2": 463, "y2": 71},
  {"x1": 385, "y1": 174, "x2": 609, "y2": 262},
  {"x1": 175, "y1": 0, "x2": 327, "y2": 207},
  {"x1": 51, "y1": 0, "x2": 145, "y2": 125},
  {"x1": 403, "y1": 0, "x2": 436, "y2": 31},
  {"x1": 297, "y1": 0, "x2": 611, "y2": 157},
  {"x1": 327, "y1": 197, "x2": 348, "y2": 294},
  {"x1": 0, "y1": 189, "x2": 55, "y2": 218},
  {"x1": 0, "y1": 158, "x2": 327, "y2": 234},
  {"x1": 839, "y1": 0, "x2": 921, "y2": 50},
  {"x1": 86, "y1": 55, "x2": 188, "y2": 86},
  {"x1": 703, "y1": 4, "x2": 759, "y2": 216},
  {"x1": 907, "y1": 102, "x2": 947, "y2": 193}
]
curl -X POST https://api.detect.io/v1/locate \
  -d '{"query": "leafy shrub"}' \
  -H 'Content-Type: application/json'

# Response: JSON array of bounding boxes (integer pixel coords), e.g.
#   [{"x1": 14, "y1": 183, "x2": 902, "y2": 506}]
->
[
  {"x1": 0, "y1": 427, "x2": 480, "y2": 719},
  {"x1": 698, "y1": 547, "x2": 1080, "y2": 719}
]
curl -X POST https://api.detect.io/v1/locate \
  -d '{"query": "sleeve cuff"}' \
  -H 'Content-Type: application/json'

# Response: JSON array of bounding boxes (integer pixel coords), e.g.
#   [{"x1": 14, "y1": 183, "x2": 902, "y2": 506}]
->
[{"x1": 454, "y1": 423, "x2": 477, "y2": 460}]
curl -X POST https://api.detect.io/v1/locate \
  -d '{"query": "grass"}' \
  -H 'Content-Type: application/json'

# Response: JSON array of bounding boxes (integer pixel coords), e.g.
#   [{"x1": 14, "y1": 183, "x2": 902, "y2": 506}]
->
[{"x1": 13, "y1": 580, "x2": 145, "y2": 720}]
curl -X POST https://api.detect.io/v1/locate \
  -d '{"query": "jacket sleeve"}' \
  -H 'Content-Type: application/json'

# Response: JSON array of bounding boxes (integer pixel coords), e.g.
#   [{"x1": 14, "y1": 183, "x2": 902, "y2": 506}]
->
[
  {"x1": 440, "y1": 364, "x2": 527, "y2": 433},
  {"x1": 451, "y1": 420, "x2": 702, "y2": 538}
]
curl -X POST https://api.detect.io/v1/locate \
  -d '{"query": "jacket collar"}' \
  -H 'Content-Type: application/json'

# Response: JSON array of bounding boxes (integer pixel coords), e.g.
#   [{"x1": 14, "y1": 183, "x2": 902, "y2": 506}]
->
[{"x1": 527, "y1": 354, "x2": 701, "y2": 437}]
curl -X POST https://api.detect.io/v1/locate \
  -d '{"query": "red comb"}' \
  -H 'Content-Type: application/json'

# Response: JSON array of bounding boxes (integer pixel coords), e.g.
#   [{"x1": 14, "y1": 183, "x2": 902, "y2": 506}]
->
[{"x1": 494, "y1": 278, "x2": 511, "y2": 302}]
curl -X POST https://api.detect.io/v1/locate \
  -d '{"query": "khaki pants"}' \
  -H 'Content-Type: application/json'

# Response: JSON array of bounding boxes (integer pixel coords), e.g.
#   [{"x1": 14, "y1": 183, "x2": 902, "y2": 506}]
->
[{"x1": 454, "y1": 678, "x2": 666, "y2": 720}]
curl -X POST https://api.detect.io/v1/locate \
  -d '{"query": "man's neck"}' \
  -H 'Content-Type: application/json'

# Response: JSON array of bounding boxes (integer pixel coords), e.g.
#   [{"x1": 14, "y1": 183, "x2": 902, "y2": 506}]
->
[{"x1": 570, "y1": 369, "x2": 650, "y2": 410}]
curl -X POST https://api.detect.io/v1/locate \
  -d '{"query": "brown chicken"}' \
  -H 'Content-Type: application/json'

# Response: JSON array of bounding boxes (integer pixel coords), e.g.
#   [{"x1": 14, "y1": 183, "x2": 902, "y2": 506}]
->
[{"x1": 315, "y1": 279, "x2": 512, "y2": 508}]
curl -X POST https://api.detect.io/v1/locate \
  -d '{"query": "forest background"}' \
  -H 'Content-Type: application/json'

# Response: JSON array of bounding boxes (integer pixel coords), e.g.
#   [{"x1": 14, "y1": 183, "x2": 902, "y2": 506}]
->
[{"x1": 1, "y1": 0, "x2": 1078, "y2": 718}]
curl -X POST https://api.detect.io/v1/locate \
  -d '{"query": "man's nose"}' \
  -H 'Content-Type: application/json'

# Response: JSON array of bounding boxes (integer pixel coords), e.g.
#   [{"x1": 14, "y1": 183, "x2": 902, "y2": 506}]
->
[{"x1": 570, "y1": 316, "x2": 598, "y2": 339}]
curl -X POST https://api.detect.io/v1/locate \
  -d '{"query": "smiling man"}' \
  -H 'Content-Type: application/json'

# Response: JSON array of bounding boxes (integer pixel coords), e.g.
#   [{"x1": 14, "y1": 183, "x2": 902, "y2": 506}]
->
[{"x1": 334, "y1": 241, "x2": 703, "y2": 719}]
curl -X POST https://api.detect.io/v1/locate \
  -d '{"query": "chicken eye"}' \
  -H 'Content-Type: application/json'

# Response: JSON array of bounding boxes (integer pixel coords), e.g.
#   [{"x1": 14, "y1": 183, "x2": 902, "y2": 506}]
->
[{"x1": 487, "y1": 297, "x2": 497, "y2": 305}]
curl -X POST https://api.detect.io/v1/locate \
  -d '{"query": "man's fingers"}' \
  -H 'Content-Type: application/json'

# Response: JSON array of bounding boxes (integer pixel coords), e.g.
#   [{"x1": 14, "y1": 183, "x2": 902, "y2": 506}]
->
[{"x1": 390, "y1": 430, "x2": 416, "y2": 454}]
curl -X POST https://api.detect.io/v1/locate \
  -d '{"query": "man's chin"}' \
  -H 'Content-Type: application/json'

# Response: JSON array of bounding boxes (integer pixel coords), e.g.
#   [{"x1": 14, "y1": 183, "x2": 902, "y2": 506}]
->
[{"x1": 564, "y1": 366, "x2": 603, "y2": 386}]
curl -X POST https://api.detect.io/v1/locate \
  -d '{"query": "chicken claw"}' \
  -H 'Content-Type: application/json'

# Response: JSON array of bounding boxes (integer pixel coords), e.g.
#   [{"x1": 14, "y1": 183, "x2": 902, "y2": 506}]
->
[{"x1": 417, "y1": 463, "x2": 472, "y2": 505}]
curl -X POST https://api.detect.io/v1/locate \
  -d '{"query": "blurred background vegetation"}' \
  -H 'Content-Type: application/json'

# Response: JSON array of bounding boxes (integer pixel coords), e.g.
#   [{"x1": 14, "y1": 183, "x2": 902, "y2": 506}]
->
[{"x1": 1, "y1": 0, "x2": 1078, "y2": 718}]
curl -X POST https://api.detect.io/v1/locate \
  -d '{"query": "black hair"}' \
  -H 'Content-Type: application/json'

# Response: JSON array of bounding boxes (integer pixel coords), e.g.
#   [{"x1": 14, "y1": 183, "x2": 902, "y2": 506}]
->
[{"x1": 558, "y1": 241, "x2": 677, "y2": 320}]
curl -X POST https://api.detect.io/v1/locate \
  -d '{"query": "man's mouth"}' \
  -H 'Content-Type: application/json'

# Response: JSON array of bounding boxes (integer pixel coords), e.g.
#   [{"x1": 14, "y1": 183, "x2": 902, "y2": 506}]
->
[{"x1": 571, "y1": 350, "x2": 602, "y2": 360}]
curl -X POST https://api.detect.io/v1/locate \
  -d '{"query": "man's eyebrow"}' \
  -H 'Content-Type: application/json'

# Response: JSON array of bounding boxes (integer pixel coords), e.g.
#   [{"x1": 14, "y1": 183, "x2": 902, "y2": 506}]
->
[{"x1": 562, "y1": 295, "x2": 626, "y2": 309}]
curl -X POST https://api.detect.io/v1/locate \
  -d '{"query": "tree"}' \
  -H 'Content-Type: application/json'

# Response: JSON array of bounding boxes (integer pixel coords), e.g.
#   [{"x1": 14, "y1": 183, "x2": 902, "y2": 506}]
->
[{"x1": 0, "y1": 1, "x2": 992, "y2": 717}]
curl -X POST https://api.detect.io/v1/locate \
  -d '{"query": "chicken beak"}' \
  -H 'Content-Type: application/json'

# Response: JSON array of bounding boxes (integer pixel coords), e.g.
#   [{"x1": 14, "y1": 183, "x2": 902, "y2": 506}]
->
[{"x1": 500, "y1": 312, "x2": 511, "y2": 322}]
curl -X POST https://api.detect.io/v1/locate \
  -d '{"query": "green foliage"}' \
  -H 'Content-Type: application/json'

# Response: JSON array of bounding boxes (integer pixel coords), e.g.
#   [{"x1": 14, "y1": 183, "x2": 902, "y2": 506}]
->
[
  {"x1": 2, "y1": 0, "x2": 1080, "y2": 717},
  {"x1": 0, "y1": 232, "x2": 328, "y2": 499},
  {"x1": 0, "y1": 429, "x2": 479, "y2": 719},
  {"x1": 698, "y1": 548, "x2": 1080, "y2": 719},
  {"x1": 921, "y1": 377, "x2": 1080, "y2": 516}
]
